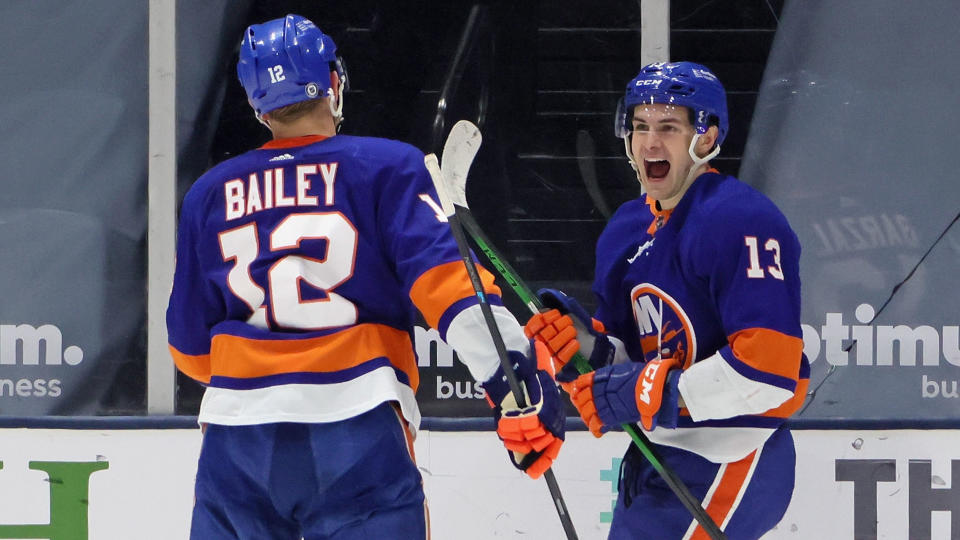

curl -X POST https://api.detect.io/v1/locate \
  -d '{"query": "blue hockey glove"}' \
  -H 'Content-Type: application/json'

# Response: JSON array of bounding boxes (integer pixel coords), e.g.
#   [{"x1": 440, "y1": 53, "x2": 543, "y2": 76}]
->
[
  {"x1": 569, "y1": 358, "x2": 681, "y2": 437},
  {"x1": 482, "y1": 340, "x2": 566, "y2": 479}
]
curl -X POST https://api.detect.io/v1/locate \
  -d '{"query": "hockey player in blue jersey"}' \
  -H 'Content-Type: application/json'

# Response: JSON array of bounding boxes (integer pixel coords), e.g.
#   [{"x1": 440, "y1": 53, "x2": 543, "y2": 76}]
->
[
  {"x1": 166, "y1": 14, "x2": 564, "y2": 539},
  {"x1": 526, "y1": 62, "x2": 809, "y2": 539}
]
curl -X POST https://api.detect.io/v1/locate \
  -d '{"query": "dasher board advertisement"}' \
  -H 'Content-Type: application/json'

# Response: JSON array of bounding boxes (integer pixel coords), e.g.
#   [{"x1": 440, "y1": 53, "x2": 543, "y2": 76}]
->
[{"x1": 0, "y1": 426, "x2": 957, "y2": 539}]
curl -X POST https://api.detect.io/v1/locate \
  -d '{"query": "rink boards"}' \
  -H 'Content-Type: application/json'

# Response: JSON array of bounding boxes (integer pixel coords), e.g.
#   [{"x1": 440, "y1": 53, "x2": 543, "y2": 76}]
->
[{"x1": 0, "y1": 424, "x2": 956, "y2": 539}]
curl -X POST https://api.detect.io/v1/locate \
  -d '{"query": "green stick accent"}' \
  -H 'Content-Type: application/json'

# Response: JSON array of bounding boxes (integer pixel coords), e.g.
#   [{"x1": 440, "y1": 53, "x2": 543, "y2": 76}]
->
[{"x1": 459, "y1": 210, "x2": 727, "y2": 540}]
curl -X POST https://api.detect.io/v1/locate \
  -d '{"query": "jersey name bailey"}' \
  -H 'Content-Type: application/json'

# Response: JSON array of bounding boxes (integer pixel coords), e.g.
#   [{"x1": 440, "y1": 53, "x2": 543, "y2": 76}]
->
[{"x1": 224, "y1": 163, "x2": 340, "y2": 221}]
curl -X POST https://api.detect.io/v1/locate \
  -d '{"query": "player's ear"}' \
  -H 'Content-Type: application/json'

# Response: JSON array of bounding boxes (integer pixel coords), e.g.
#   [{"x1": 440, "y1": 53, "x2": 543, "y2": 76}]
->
[
  {"x1": 696, "y1": 125, "x2": 719, "y2": 157},
  {"x1": 330, "y1": 71, "x2": 341, "y2": 96},
  {"x1": 328, "y1": 71, "x2": 343, "y2": 110}
]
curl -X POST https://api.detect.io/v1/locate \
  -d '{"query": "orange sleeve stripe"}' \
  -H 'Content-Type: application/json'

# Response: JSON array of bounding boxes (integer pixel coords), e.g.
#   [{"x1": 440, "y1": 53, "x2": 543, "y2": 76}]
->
[
  {"x1": 409, "y1": 260, "x2": 501, "y2": 329},
  {"x1": 169, "y1": 346, "x2": 211, "y2": 384},
  {"x1": 728, "y1": 327, "x2": 803, "y2": 380},
  {"x1": 209, "y1": 323, "x2": 419, "y2": 391}
]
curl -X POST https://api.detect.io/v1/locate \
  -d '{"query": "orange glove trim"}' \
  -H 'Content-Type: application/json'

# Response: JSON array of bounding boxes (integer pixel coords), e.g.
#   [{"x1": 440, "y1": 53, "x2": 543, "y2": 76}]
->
[
  {"x1": 524, "y1": 438, "x2": 563, "y2": 479},
  {"x1": 569, "y1": 372, "x2": 605, "y2": 438},
  {"x1": 635, "y1": 356, "x2": 681, "y2": 430},
  {"x1": 496, "y1": 413, "x2": 562, "y2": 477},
  {"x1": 591, "y1": 318, "x2": 606, "y2": 333},
  {"x1": 498, "y1": 413, "x2": 553, "y2": 452},
  {"x1": 524, "y1": 310, "x2": 580, "y2": 375}
]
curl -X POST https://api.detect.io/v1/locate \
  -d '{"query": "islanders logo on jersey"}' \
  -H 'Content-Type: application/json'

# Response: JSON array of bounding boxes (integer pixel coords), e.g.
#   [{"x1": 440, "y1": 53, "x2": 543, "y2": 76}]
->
[{"x1": 630, "y1": 283, "x2": 697, "y2": 367}]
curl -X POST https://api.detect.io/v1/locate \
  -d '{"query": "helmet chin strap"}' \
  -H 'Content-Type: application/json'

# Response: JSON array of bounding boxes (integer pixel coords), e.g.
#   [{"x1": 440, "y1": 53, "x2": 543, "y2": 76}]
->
[
  {"x1": 682, "y1": 133, "x2": 721, "y2": 187},
  {"x1": 622, "y1": 136, "x2": 646, "y2": 194},
  {"x1": 254, "y1": 102, "x2": 270, "y2": 128},
  {"x1": 328, "y1": 84, "x2": 345, "y2": 132}
]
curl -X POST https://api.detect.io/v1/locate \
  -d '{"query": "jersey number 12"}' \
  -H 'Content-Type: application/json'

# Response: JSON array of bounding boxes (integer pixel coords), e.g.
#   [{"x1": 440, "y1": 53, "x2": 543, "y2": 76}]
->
[{"x1": 219, "y1": 212, "x2": 359, "y2": 330}]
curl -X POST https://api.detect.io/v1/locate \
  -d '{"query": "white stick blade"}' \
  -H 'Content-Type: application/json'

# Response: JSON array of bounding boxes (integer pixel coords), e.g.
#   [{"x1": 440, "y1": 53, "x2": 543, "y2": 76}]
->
[{"x1": 440, "y1": 120, "x2": 482, "y2": 209}]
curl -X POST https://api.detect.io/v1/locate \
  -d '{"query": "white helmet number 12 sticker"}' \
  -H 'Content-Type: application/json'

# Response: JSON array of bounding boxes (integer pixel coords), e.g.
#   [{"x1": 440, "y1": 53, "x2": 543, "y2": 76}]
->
[{"x1": 268, "y1": 65, "x2": 286, "y2": 83}]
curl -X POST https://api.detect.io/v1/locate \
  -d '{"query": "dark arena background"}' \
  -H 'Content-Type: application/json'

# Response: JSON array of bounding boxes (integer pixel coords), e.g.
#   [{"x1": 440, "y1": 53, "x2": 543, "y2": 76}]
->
[{"x1": 0, "y1": 1, "x2": 957, "y2": 538}]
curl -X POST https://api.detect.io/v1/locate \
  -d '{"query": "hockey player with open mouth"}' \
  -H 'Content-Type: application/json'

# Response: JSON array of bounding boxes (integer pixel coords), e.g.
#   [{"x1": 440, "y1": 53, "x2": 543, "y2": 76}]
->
[{"x1": 526, "y1": 61, "x2": 810, "y2": 539}]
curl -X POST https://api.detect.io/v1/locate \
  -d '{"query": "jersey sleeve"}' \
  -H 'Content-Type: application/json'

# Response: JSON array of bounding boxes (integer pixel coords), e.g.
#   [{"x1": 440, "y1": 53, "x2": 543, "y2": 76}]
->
[
  {"x1": 166, "y1": 189, "x2": 224, "y2": 384},
  {"x1": 376, "y1": 147, "x2": 528, "y2": 383},
  {"x1": 677, "y1": 202, "x2": 807, "y2": 422}
]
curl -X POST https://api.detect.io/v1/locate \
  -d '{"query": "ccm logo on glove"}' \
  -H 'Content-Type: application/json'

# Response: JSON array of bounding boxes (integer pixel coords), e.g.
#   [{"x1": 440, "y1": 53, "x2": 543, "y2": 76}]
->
[{"x1": 636, "y1": 356, "x2": 680, "y2": 430}]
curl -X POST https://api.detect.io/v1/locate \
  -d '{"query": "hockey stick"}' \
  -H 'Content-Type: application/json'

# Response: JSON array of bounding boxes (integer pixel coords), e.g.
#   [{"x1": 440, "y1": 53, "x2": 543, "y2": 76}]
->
[
  {"x1": 426, "y1": 144, "x2": 580, "y2": 540},
  {"x1": 576, "y1": 129, "x2": 613, "y2": 220},
  {"x1": 442, "y1": 120, "x2": 727, "y2": 540}
]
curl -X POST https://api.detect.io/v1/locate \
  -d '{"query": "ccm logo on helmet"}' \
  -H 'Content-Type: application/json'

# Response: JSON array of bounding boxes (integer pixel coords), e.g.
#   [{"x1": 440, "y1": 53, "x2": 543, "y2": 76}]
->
[{"x1": 635, "y1": 79, "x2": 663, "y2": 87}]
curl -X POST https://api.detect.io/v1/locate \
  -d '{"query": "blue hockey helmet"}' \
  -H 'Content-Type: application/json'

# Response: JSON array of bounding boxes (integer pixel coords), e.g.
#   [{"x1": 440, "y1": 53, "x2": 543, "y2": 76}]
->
[
  {"x1": 237, "y1": 14, "x2": 347, "y2": 117},
  {"x1": 615, "y1": 62, "x2": 728, "y2": 148}
]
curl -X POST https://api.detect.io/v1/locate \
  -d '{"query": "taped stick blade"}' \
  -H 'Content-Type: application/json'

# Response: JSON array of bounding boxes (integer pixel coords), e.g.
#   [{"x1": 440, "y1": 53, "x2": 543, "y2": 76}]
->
[
  {"x1": 424, "y1": 153, "x2": 455, "y2": 218},
  {"x1": 440, "y1": 120, "x2": 482, "y2": 209}
]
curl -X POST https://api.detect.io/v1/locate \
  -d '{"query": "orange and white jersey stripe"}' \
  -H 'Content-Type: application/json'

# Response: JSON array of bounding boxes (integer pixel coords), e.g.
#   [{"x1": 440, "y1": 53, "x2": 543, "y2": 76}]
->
[
  {"x1": 593, "y1": 172, "x2": 809, "y2": 462},
  {"x1": 167, "y1": 134, "x2": 527, "y2": 432}
]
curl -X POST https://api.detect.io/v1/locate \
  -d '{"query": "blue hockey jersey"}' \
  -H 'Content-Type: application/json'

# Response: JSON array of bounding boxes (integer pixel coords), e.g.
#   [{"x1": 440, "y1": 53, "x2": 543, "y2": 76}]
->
[
  {"x1": 594, "y1": 171, "x2": 810, "y2": 462},
  {"x1": 166, "y1": 134, "x2": 528, "y2": 431}
]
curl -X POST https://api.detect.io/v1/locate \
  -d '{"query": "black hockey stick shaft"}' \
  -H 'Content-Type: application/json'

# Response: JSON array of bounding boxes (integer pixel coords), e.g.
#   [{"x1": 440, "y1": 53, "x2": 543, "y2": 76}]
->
[
  {"x1": 424, "y1": 154, "x2": 579, "y2": 540},
  {"x1": 439, "y1": 118, "x2": 723, "y2": 539},
  {"x1": 457, "y1": 208, "x2": 727, "y2": 540}
]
